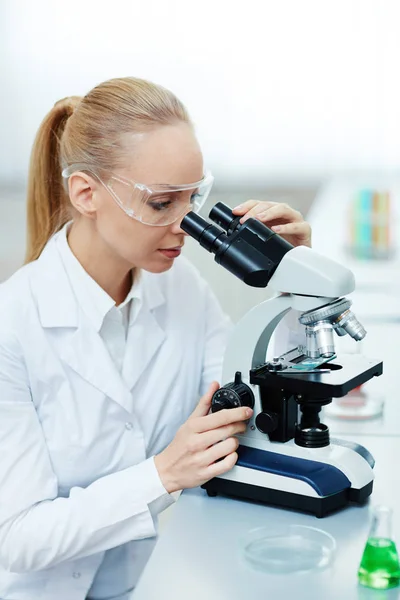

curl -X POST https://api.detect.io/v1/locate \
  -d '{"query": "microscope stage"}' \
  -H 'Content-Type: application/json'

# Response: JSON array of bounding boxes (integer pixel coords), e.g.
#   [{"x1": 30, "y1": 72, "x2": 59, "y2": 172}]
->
[{"x1": 250, "y1": 353, "x2": 383, "y2": 398}]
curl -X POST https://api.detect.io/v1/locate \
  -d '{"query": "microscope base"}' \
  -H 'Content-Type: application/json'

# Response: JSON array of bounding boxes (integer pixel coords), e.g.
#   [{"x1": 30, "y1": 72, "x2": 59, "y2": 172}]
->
[{"x1": 201, "y1": 478, "x2": 373, "y2": 518}]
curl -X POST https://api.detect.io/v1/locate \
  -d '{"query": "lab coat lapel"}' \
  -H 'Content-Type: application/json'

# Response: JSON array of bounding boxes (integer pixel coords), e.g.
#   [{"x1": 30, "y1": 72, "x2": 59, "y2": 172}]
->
[
  {"x1": 60, "y1": 319, "x2": 134, "y2": 413},
  {"x1": 31, "y1": 234, "x2": 133, "y2": 413},
  {"x1": 123, "y1": 277, "x2": 166, "y2": 392}
]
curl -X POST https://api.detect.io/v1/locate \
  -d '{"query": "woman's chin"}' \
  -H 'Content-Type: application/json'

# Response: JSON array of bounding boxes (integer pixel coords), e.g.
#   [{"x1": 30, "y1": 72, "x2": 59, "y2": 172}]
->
[{"x1": 143, "y1": 257, "x2": 177, "y2": 274}]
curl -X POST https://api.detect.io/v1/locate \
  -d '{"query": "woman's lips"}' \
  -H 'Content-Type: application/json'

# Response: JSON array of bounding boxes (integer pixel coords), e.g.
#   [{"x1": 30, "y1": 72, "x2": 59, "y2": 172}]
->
[{"x1": 158, "y1": 248, "x2": 182, "y2": 259}]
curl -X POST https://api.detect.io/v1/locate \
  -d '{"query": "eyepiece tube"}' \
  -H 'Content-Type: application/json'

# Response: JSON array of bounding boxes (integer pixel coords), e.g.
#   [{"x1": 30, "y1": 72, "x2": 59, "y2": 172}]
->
[
  {"x1": 180, "y1": 212, "x2": 210, "y2": 241},
  {"x1": 181, "y1": 212, "x2": 227, "y2": 253},
  {"x1": 209, "y1": 202, "x2": 240, "y2": 232}
]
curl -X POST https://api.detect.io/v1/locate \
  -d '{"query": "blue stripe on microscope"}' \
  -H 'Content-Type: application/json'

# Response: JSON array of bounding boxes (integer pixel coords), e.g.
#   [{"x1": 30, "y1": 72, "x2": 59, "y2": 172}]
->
[{"x1": 236, "y1": 445, "x2": 351, "y2": 497}]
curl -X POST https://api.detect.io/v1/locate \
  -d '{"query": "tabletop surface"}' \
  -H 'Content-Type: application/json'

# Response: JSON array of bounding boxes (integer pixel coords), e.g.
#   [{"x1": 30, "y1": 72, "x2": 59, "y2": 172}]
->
[{"x1": 134, "y1": 435, "x2": 400, "y2": 600}]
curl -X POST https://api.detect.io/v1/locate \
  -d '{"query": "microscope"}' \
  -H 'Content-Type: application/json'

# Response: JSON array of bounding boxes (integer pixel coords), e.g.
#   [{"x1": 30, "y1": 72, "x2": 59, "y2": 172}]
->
[{"x1": 181, "y1": 203, "x2": 383, "y2": 518}]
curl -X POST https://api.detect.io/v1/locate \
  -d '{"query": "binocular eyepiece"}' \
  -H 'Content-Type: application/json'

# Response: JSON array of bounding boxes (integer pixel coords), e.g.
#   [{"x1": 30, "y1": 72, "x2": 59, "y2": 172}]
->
[
  {"x1": 180, "y1": 203, "x2": 241, "y2": 253},
  {"x1": 180, "y1": 202, "x2": 293, "y2": 288}
]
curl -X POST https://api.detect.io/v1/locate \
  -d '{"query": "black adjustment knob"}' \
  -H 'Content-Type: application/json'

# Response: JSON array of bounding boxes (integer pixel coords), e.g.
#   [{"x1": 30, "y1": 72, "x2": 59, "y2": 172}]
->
[
  {"x1": 211, "y1": 372, "x2": 255, "y2": 413},
  {"x1": 255, "y1": 411, "x2": 279, "y2": 434}
]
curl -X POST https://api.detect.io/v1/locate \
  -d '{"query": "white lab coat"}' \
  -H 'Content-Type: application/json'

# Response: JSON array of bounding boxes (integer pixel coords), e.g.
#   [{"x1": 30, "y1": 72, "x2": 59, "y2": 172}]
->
[{"x1": 0, "y1": 230, "x2": 231, "y2": 600}]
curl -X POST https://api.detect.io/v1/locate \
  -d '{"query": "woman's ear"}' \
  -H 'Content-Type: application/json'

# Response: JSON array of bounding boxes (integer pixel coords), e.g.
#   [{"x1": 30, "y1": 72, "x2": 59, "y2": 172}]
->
[{"x1": 68, "y1": 172, "x2": 98, "y2": 218}]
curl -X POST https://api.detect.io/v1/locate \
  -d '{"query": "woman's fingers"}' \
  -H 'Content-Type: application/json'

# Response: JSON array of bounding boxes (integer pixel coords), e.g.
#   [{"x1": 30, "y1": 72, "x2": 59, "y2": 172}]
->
[
  {"x1": 232, "y1": 200, "x2": 263, "y2": 215},
  {"x1": 193, "y1": 405, "x2": 252, "y2": 434},
  {"x1": 205, "y1": 451, "x2": 239, "y2": 478},
  {"x1": 271, "y1": 222, "x2": 312, "y2": 247},
  {"x1": 241, "y1": 203, "x2": 303, "y2": 225},
  {"x1": 271, "y1": 221, "x2": 311, "y2": 237},
  {"x1": 202, "y1": 436, "x2": 240, "y2": 465},
  {"x1": 190, "y1": 381, "x2": 220, "y2": 419},
  {"x1": 199, "y1": 420, "x2": 248, "y2": 448}
]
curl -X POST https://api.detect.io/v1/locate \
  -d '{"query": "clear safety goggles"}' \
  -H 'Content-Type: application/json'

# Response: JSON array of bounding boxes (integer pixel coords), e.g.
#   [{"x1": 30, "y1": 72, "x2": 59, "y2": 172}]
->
[{"x1": 62, "y1": 164, "x2": 214, "y2": 226}]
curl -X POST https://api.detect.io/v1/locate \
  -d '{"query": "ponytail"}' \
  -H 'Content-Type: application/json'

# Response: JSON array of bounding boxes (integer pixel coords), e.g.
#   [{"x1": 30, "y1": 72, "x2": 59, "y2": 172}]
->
[{"x1": 25, "y1": 96, "x2": 82, "y2": 263}]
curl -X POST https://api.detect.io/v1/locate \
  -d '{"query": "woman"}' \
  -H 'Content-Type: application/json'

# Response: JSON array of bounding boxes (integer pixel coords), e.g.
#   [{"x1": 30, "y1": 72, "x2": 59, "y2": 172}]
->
[{"x1": 0, "y1": 77, "x2": 311, "y2": 599}]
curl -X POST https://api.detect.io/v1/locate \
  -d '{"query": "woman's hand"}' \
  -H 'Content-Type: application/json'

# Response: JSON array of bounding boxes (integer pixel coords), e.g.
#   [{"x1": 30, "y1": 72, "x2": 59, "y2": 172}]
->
[
  {"x1": 232, "y1": 200, "x2": 312, "y2": 248},
  {"x1": 154, "y1": 382, "x2": 252, "y2": 494}
]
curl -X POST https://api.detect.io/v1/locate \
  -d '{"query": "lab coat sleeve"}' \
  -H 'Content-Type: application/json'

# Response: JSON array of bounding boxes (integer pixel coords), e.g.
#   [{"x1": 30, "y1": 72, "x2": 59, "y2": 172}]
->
[
  {"x1": 0, "y1": 331, "x2": 171, "y2": 574},
  {"x1": 199, "y1": 284, "x2": 232, "y2": 395}
]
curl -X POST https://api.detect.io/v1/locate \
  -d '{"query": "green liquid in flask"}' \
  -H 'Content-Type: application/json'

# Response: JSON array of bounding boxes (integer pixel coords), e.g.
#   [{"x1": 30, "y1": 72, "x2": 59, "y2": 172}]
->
[{"x1": 358, "y1": 537, "x2": 400, "y2": 590}]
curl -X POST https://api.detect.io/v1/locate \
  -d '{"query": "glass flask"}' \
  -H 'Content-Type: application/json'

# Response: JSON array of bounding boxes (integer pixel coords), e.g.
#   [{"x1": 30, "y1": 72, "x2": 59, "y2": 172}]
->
[{"x1": 358, "y1": 506, "x2": 400, "y2": 590}]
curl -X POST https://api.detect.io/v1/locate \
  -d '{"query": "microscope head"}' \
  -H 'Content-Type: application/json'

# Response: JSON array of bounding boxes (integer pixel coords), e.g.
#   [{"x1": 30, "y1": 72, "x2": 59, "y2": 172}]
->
[
  {"x1": 181, "y1": 202, "x2": 366, "y2": 360},
  {"x1": 181, "y1": 201, "x2": 293, "y2": 287}
]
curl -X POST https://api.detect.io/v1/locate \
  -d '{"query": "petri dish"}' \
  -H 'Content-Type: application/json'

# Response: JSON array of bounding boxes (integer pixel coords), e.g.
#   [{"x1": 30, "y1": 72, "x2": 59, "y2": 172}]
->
[{"x1": 240, "y1": 524, "x2": 336, "y2": 574}]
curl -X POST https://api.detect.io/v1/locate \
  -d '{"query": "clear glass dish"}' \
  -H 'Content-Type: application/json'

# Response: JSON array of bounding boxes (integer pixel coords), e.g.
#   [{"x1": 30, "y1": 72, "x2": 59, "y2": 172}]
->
[{"x1": 240, "y1": 524, "x2": 336, "y2": 574}]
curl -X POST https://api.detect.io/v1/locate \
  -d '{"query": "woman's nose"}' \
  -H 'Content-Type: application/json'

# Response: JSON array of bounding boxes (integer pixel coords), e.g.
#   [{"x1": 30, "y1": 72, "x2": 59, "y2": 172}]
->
[
  {"x1": 170, "y1": 221, "x2": 187, "y2": 236},
  {"x1": 170, "y1": 209, "x2": 191, "y2": 235}
]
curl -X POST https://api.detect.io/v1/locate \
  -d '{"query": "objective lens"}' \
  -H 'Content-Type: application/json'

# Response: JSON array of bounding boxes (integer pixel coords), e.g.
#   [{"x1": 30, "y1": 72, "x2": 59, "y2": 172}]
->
[
  {"x1": 335, "y1": 310, "x2": 367, "y2": 341},
  {"x1": 306, "y1": 322, "x2": 335, "y2": 358},
  {"x1": 305, "y1": 328, "x2": 319, "y2": 359}
]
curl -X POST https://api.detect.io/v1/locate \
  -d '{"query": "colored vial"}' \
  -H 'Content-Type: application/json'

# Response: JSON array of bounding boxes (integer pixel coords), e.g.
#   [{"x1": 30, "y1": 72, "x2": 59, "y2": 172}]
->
[{"x1": 358, "y1": 506, "x2": 400, "y2": 590}]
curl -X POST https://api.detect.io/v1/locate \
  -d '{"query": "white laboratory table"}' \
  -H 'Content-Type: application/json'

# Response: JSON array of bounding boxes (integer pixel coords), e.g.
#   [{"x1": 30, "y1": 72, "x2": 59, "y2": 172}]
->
[{"x1": 134, "y1": 435, "x2": 400, "y2": 600}]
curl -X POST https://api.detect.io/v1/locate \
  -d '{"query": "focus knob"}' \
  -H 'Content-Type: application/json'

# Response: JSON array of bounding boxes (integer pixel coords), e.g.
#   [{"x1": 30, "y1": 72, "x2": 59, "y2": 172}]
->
[
  {"x1": 211, "y1": 372, "x2": 255, "y2": 413},
  {"x1": 255, "y1": 411, "x2": 279, "y2": 434}
]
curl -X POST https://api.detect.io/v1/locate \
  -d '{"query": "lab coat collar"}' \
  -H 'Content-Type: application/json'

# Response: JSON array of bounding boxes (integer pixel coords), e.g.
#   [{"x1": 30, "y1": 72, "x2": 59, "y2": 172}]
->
[
  {"x1": 55, "y1": 224, "x2": 143, "y2": 332},
  {"x1": 30, "y1": 227, "x2": 167, "y2": 412},
  {"x1": 33, "y1": 226, "x2": 166, "y2": 329}
]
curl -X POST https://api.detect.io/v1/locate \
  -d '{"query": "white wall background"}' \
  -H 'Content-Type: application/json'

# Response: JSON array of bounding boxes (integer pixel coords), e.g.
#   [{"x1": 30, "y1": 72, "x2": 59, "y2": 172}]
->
[{"x1": 1, "y1": 0, "x2": 400, "y2": 187}]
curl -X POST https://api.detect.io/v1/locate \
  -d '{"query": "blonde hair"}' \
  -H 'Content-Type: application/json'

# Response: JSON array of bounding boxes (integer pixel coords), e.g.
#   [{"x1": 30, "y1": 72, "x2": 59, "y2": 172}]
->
[{"x1": 25, "y1": 77, "x2": 191, "y2": 262}]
